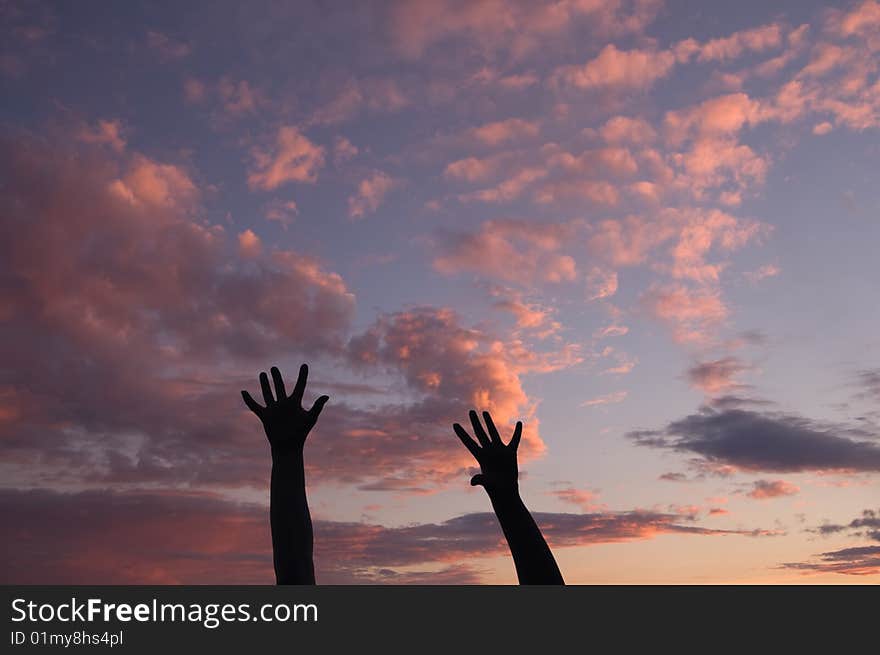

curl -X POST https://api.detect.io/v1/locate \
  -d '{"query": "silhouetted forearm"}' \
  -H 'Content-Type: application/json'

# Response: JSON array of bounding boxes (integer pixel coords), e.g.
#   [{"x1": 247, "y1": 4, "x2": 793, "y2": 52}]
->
[
  {"x1": 487, "y1": 488, "x2": 564, "y2": 585},
  {"x1": 270, "y1": 452, "x2": 315, "y2": 585}
]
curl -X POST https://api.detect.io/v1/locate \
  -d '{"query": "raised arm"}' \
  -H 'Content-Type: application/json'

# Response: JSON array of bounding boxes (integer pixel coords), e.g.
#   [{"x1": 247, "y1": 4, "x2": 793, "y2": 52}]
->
[
  {"x1": 242, "y1": 364, "x2": 328, "y2": 585},
  {"x1": 453, "y1": 410, "x2": 564, "y2": 585}
]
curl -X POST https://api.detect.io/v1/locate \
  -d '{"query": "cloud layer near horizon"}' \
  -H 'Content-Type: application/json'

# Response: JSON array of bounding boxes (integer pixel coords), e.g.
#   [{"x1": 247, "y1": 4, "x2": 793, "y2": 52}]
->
[{"x1": 1, "y1": 487, "x2": 778, "y2": 584}]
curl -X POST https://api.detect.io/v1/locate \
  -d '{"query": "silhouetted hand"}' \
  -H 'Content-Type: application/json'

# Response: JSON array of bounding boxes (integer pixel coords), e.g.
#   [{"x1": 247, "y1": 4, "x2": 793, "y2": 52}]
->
[
  {"x1": 241, "y1": 364, "x2": 329, "y2": 458},
  {"x1": 454, "y1": 410, "x2": 522, "y2": 497},
  {"x1": 453, "y1": 410, "x2": 564, "y2": 584}
]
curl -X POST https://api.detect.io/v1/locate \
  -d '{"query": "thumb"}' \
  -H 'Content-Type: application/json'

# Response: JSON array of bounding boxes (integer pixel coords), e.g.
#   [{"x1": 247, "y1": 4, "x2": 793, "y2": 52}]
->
[
  {"x1": 308, "y1": 395, "x2": 330, "y2": 422},
  {"x1": 470, "y1": 474, "x2": 486, "y2": 487}
]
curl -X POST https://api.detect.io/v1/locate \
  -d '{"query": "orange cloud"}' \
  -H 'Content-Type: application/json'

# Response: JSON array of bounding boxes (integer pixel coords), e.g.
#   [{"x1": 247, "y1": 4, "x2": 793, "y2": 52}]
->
[{"x1": 237, "y1": 229, "x2": 262, "y2": 257}]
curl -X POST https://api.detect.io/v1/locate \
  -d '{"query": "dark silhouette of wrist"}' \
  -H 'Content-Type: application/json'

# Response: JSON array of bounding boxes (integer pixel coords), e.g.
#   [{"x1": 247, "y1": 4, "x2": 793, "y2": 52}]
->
[
  {"x1": 485, "y1": 481, "x2": 520, "y2": 503},
  {"x1": 270, "y1": 442, "x2": 305, "y2": 464}
]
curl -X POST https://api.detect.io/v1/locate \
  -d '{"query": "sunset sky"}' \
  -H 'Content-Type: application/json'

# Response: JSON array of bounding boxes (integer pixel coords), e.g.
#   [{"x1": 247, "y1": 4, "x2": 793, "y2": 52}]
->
[{"x1": 2, "y1": 0, "x2": 879, "y2": 584}]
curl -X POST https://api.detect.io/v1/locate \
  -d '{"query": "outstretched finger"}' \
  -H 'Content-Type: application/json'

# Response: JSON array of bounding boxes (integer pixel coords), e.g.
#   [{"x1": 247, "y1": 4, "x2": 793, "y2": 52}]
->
[
  {"x1": 291, "y1": 363, "x2": 309, "y2": 404},
  {"x1": 270, "y1": 366, "x2": 287, "y2": 400},
  {"x1": 469, "y1": 410, "x2": 491, "y2": 448},
  {"x1": 453, "y1": 423, "x2": 482, "y2": 460},
  {"x1": 509, "y1": 420, "x2": 523, "y2": 450},
  {"x1": 259, "y1": 371, "x2": 274, "y2": 405},
  {"x1": 308, "y1": 395, "x2": 330, "y2": 424},
  {"x1": 241, "y1": 390, "x2": 263, "y2": 416},
  {"x1": 482, "y1": 411, "x2": 502, "y2": 444}
]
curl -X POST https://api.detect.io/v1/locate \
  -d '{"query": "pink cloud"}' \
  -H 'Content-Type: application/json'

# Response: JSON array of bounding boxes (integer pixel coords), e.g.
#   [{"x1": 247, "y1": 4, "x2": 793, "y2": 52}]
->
[
  {"x1": 602, "y1": 359, "x2": 637, "y2": 375},
  {"x1": 108, "y1": 154, "x2": 199, "y2": 209},
  {"x1": 744, "y1": 264, "x2": 780, "y2": 283},
  {"x1": 1, "y1": 133, "x2": 584, "y2": 493},
  {"x1": 686, "y1": 357, "x2": 749, "y2": 394},
  {"x1": 747, "y1": 479, "x2": 800, "y2": 499},
  {"x1": 551, "y1": 487, "x2": 601, "y2": 511},
  {"x1": 146, "y1": 31, "x2": 191, "y2": 61},
  {"x1": 237, "y1": 229, "x2": 262, "y2": 258},
  {"x1": 433, "y1": 218, "x2": 579, "y2": 284},
  {"x1": 586, "y1": 267, "x2": 619, "y2": 301},
  {"x1": 552, "y1": 44, "x2": 676, "y2": 90},
  {"x1": 544, "y1": 145, "x2": 638, "y2": 177},
  {"x1": 217, "y1": 76, "x2": 263, "y2": 118},
  {"x1": 696, "y1": 24, "x2": 784, "y2": 62},
  {"x1": 76, "y1": 119, "x2": 126, "y2": 152},
  {"x1": 672, "y1": 137, "x2": 769, "y2": 200},
  {"x1": 444, "y1": 154, "x2": 507, "y2": 182},
  {"x1": 581, "y1": 390, "x2": 628, "y2": 407},
  {"x1": 669, "y1": 209, "x2": 768, "y2": 283},
  {"x1": 628, "y1": 180, "x2": 663, "y2": 203},
  {"x1": 0, "y1": 133, "x2": 355, "y2": 489},
  {"x1": 587, "y1": 215, "x2": 674, "y2": 266},
  {"x1": 470, "y1": 118, "x2": 540, "y2": 145},
  {"x1": 665, "y1": 93, "x2": 763, "y2": 144},
  {"x1": 533, "y1": 178, "x2": 619, "y2": 206},
  {"x1": 641, "y1": 284, "x2": 729, "y2": 344},
  {"x1": 183, "y1": 77, "x2": 207, "y2": 104},
  {"x1": 263, "y1": 198, "x2": 299, "y2": 228},
  {"x1": 247, "y1": 127, "x2": 326, "y2": 191},
  {"x1": 490, "y1": 290, "x2": 560, "y2": 337},
  {"x1": 333, "y1": 136, "x2": 359, "y2": 162},
  {"x1": 600, "y1": 115, "x2": 657, "y2": 144},
  {"x1": 459, "y1": 166, "x2": 549, "y2": 203},
  {"x1": 337, "y1": 307, "x2": 565, "y2": 485},
  {"x1": 310, "y1": 78, "x2": 409, "y2": 125},
  {"x1": 594, "y1": 324, "x2": 629, "y2": 339},
  {"x1": 348, "y1": 170, "x2": 397, "y2": 218},
  {"x1": 830, "y1": 0, "x2": 880, "y2": 38},
  {"x1": 389, "y1": 0, "x2": 662, "y2": 59}
]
